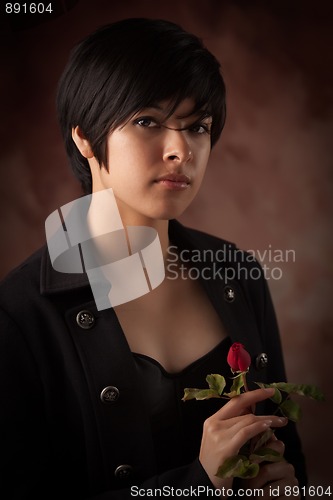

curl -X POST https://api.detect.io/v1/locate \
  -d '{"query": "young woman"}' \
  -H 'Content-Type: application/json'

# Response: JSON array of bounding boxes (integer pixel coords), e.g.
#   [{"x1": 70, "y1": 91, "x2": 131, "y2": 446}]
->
[{"x1": 0, "y1": 18, "x2": 306, "y2": 499}]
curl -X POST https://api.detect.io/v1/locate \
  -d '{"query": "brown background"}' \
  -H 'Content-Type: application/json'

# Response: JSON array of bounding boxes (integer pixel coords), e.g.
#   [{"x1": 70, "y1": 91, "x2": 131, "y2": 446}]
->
[{"x1": 1, "y1": 0, "x2": 332, "y2": 493}]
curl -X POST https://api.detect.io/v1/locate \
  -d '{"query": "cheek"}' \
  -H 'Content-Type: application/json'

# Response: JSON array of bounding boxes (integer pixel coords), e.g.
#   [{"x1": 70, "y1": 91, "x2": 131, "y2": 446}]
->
[
  {"x1": 191, "y1": 136, "x2": 210, "y2": 161},
  {"x1": 107, "y1": 137, "x2": 159, "y2": 173},
  {"x1": 195, "y1": 145, "x2": 210, "y2": 177}
]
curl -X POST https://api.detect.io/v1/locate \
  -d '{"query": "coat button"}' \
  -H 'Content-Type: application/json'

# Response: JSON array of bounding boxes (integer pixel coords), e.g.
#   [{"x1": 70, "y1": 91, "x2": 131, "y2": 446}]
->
[
  {"x1": 256, "y1": 352, "x2": 268, "y2": 370},
  {"x1": 114, "y1": 464, "x2": 133, "y2": 479},
  {"x1": 76, "y1": 310, "x2": 95, "y2": 330},
  {"x1": 100, "y1": 386, "x2": 120, "y2": 403},
  {"x1": 224, "y1": 285, "x2": 235, "y2": 303}
]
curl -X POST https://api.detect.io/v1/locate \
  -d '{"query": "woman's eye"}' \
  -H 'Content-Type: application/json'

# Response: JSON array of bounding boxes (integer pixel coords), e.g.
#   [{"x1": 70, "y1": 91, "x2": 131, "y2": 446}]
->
[
  {"x1": 134, "y1": 117, "x2": 159, "y2": 128},
  {"x1": 189, "y1": 123, "x2": 211, "y2": 134}
]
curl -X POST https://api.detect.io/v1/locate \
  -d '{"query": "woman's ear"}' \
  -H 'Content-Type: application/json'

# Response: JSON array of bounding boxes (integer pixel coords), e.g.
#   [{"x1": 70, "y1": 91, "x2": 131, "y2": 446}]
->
[{"x1": 72, "y1": 126, "x2": 94, "y2": 159}]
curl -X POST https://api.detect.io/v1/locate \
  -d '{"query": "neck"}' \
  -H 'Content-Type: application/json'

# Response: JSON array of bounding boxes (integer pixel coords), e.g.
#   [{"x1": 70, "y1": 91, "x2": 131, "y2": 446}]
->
[
  {"x1": 122, "y1": 216, "x2": 171, "y2": 263},
  {"x1": 86, "y1": 189, "x2": 171, "y2": 263}
]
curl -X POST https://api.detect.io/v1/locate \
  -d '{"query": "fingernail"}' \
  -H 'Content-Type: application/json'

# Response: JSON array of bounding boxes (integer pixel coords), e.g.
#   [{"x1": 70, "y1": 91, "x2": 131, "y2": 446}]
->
[{"x1": 278, "y1": 417, "x2": 288, "y2": 424}]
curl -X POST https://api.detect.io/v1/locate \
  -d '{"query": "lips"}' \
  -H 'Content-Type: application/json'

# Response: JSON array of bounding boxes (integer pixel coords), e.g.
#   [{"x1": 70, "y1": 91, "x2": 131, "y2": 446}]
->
[{"x1": 154, "y1": 173, "x2": 191, "y2": 191}]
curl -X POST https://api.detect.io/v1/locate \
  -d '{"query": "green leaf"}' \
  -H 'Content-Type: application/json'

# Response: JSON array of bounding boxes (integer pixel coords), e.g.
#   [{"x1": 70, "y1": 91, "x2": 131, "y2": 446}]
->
[
  {"x1": 225, "y1": 373, "x2": 244, "y2": 398},
  {"x1": 279, "y1": 399, "x2": 302, "y2": 422},
  {"x1": 250, "y1": 447, "x2": 285, "y2": 464},
  {"x1": 270, "y1": 383, "x2": 325, "y2": 401},
  {"x1": 182, "y1": 388, "x2": 221, "y2": 401},
  {"x1": 216, "y1": 455, "x2": 259, "y2": 479},
  {"x1": 255, "y1": 382, "x2": 282, "y2": 404},
  {"x1": 206, "y1": 374, "x2": 226, "y2": 396}
]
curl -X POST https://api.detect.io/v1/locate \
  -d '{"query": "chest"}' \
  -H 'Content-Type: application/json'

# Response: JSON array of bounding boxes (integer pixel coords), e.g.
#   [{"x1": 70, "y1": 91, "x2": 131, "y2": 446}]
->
[{"x1": 114, "y1": 275, "x2": 228, "y2": 373}]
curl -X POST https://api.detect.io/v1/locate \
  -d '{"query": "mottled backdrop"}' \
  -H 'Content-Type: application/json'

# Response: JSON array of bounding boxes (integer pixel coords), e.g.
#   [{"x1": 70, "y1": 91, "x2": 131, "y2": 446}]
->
[{"x1": 1, "y1": 0, "x2": 332, "y2": 493}]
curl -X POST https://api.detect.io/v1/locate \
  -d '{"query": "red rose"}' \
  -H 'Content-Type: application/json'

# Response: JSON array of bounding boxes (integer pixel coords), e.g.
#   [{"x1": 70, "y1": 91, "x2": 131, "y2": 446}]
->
[{"x1": 227, "y1": 342, "x2": 251, "y2": 372}]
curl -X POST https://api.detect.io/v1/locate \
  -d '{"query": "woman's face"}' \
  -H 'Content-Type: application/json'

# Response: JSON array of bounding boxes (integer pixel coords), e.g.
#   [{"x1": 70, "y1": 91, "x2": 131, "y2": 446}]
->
[{"x1": 90, "y1": 98, "x2": 212, "y2": 225}]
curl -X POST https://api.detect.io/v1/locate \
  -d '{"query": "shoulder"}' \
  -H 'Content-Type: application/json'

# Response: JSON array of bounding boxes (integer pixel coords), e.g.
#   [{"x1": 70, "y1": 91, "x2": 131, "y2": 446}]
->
[
  {"x1": 170, "y1": 220, "x2": 270, "y2": 308},
  {"x1": 0, "y1": 247, "x2": 50, "y2": 327},
  {"x1": 0, "y1": 249, "x2": 45, "y2": 356},
  {"x1": 169, "y1": 220, "x2": 260, "y2": 269},
  {"x1": 169, "y1": 219, "x2": 236, "y2": 251},
  {"x1": 0, "y1": 247, "x2": 44, "y2": 296}
]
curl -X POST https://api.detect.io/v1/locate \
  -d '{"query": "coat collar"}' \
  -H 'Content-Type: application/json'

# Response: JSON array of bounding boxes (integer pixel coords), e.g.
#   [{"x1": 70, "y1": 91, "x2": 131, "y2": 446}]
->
[
  {"x1": 40, "y1": 246, "x2": 89, "y2": 295},
  {"x1": 40, "y1": 219, "x2": 233, "y2": 295}
]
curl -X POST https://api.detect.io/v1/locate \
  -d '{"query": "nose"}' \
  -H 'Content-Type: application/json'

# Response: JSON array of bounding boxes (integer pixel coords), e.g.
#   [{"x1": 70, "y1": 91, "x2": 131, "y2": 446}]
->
[{"x1": 162, "y1": 128, "x2": 193, "y2": 165}]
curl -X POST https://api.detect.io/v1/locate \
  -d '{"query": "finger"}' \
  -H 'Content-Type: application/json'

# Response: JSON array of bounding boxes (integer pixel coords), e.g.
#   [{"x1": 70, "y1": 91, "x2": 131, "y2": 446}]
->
[
  {"x1": 227, "y1": 414, "x2": 287, "y2": 434},
  {"x1": 228, "y1": 419, "x2": 274, "y2": 452},
  {"x1": 259, "y1": 461, "x2": 296, "y2": 484},
  {"x1": 214, "y1": 388, "x2": 275, "y2": 420},
  {"x1": 265, "y1": 438, "x2": 285, "y2": 456},
  {"x1": 227, "y1": 417, "x2": 286, "y2": 451},
  {"x1": 207, "y1": 413, "x2": 287, "y2": 434}
]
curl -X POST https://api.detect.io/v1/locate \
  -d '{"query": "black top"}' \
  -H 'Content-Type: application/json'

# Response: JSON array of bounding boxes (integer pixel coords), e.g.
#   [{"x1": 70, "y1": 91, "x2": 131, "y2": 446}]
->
[
  {"x1": 133, "y1": 337, "x2": 232, "y2": 473},
  {"x1": 0, "y1": 220, "x2": 307, "y2": 498}
]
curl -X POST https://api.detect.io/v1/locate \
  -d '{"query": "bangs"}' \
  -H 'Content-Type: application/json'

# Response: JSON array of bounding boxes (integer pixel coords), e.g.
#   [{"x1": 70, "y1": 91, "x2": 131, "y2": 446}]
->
[
  {"x1": 91, "y1": 22, "x2": 226, "y2": 145},
  {"x1": 106, "y1": 64, "x2": 226, "y2": 145}
]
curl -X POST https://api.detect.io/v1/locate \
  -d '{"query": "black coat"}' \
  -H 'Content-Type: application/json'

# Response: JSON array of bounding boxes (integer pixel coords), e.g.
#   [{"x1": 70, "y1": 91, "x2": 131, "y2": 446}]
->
[{"x1": 0, "y1": 220, "x2": 307, "y2": 499}]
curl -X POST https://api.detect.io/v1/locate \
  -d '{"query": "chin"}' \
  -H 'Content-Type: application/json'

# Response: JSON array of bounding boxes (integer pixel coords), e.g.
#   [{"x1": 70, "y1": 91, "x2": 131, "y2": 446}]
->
[
  {"x1": 152, "y1": 195, "x2": 196, "y2": 218},
  {"x1": 115, "y1": 197, "x2": 192, "y2": 225},
  {"x1": 149, "y1": 204, "x2": 189, "y2": 221}
]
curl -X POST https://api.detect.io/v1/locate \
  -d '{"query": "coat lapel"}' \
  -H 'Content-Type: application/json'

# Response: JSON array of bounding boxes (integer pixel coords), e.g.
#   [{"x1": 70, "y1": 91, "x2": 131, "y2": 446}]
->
[
  {"x1": 169, "y1": 220, "x2": 265, "y2": 387},
  {"x1": 41, "y1": 248, "x2": 156, "y2": 484}
]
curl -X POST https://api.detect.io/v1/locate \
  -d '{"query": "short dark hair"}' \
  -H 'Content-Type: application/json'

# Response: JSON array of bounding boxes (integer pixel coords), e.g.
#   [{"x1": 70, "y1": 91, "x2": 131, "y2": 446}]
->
[{"x1": 56, "y1": 18, "x2": 226, "y2": 194}]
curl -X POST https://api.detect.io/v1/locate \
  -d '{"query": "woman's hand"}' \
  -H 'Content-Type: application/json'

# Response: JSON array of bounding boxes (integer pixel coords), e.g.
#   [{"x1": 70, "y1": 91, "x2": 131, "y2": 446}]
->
[
  {"x1": 199, "y1": 388, "x2": 288, "y2": 491},
  {"x1": 240, "y1": 436, "x2": 300, "y2": 499}
]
